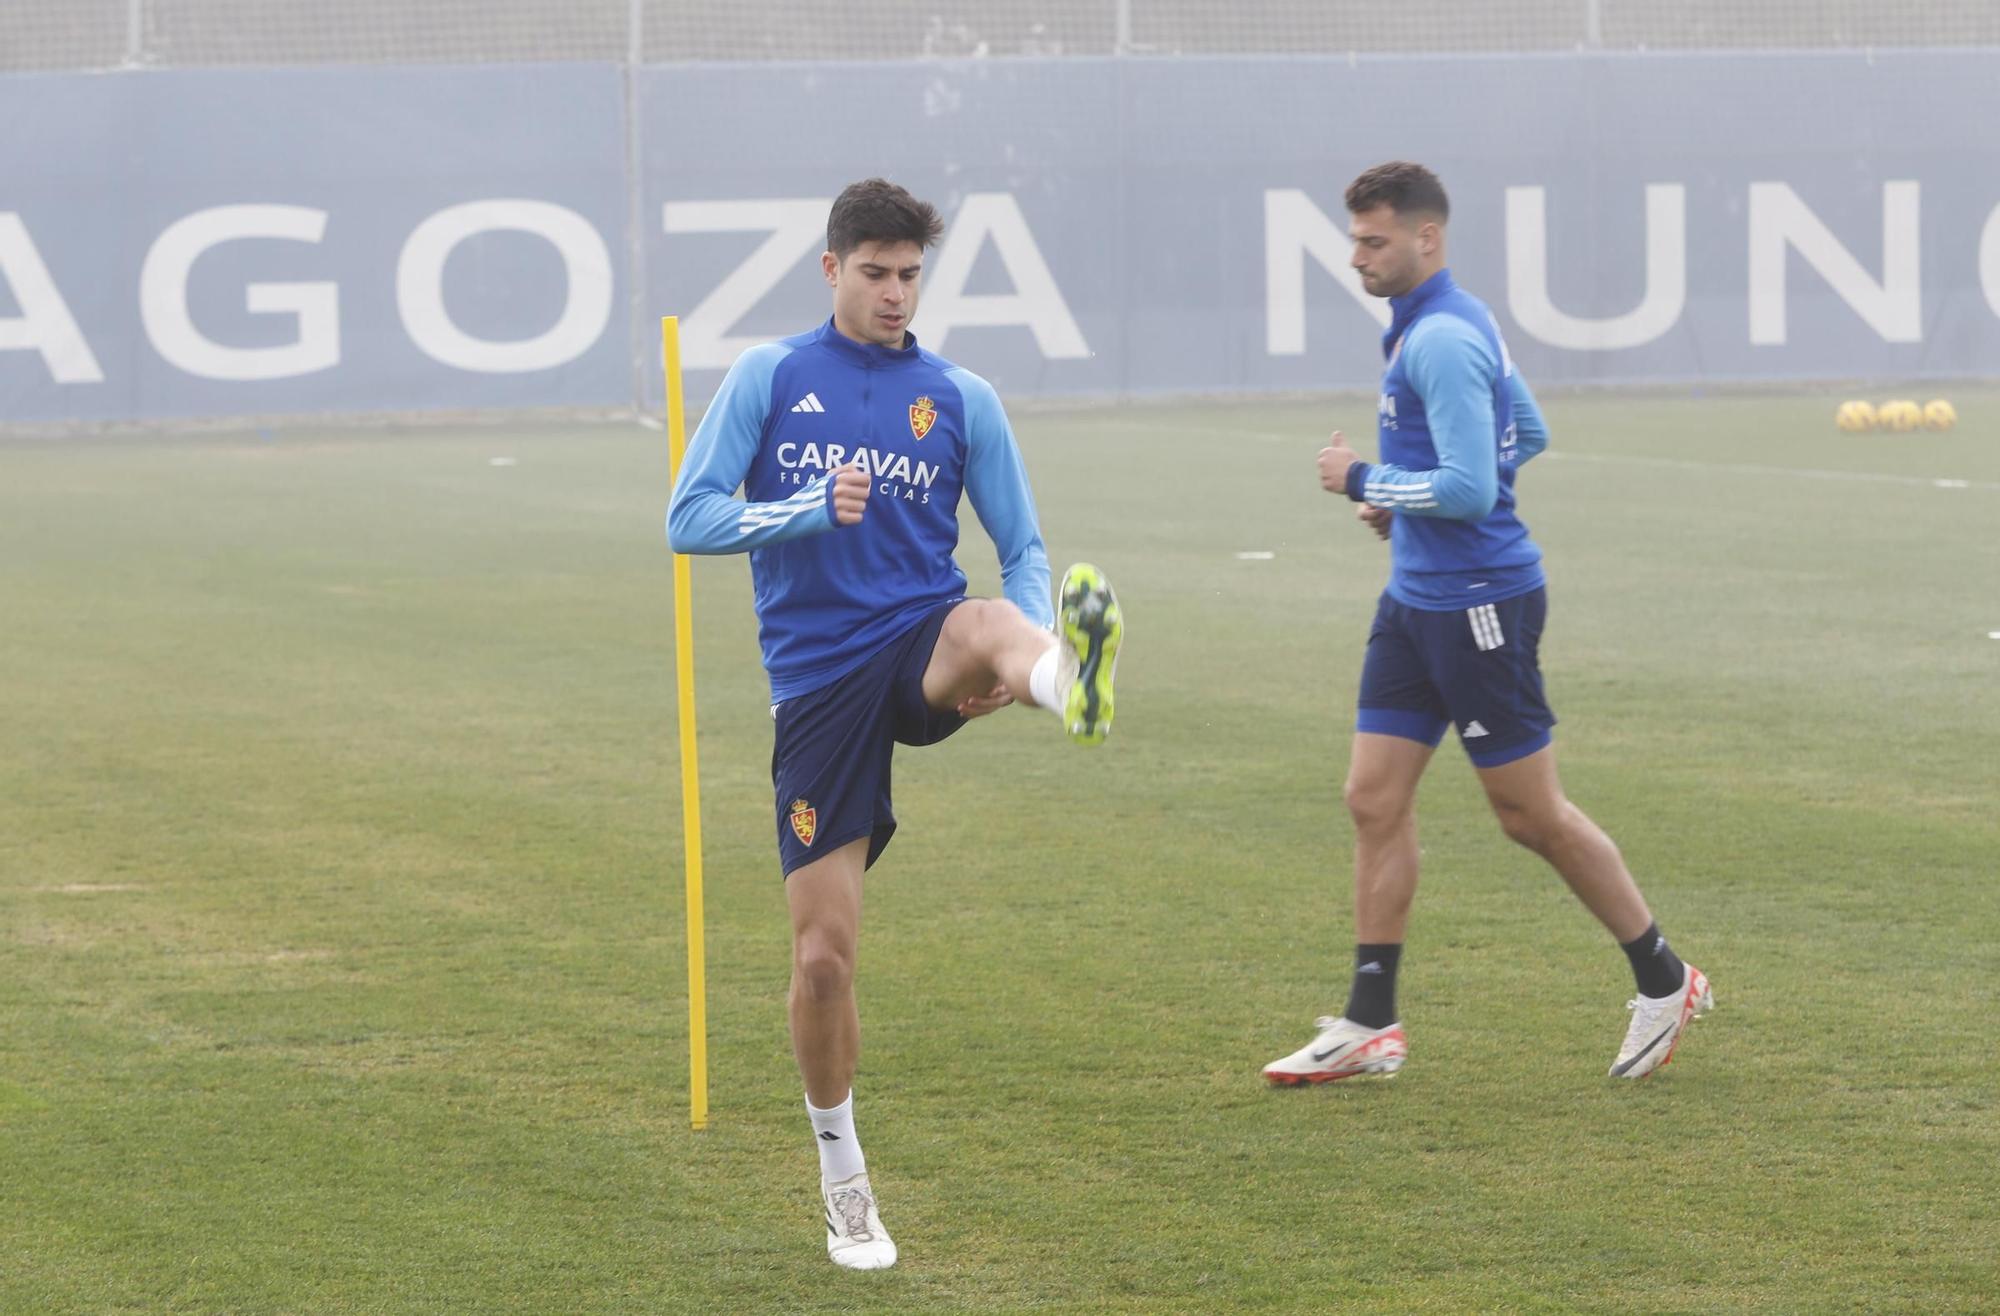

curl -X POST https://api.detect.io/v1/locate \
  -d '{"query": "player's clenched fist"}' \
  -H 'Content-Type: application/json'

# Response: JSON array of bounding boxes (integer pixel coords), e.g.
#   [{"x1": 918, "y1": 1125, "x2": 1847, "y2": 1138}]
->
[
  {"x1": 830, "y1": 463, "x2": 871, "y2": 525},
  {"x1": 1317, "y1": 430, "x2": 1361, "y2": 494}
]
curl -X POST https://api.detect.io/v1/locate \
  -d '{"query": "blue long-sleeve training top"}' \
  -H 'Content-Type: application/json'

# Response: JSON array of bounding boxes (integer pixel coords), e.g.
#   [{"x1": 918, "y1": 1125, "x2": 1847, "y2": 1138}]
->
[
  {"x1": 1341, "y1": 268, "x2": 1549, "y2": 610},
  {"x1": 667, "y1": 317, "x2": 1051, "y2": 702}
]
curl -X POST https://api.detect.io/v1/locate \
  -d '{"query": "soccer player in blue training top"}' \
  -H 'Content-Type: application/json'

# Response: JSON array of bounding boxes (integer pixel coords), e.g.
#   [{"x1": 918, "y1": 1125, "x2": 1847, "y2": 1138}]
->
[
  {"x1": 1262, "y1": 161, "x2": 1712, "y2": 1088},
  {"x1": 666, "y1": 178, "x2": 1122, "y2": 1270}
]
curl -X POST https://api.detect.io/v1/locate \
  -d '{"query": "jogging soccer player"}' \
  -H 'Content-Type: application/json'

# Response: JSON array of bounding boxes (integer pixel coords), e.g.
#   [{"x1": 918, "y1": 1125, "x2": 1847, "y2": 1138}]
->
[
  {"x1": 1262, "y1": 161, "x2": 1711, "y2": 1088},
  {"x1": 666, "y1": 178, "x2": 1121, "y2": 1270}
]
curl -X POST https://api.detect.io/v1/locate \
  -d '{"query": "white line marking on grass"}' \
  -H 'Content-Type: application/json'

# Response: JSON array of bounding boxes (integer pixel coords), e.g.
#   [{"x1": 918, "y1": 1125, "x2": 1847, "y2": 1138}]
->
[
  {"x1": 1236, "y1": 551, "x2": 1276, "y2": 560},
  {"x1": 1535, "y1": 450, "x2": 2000, "y2": 493},
  {"x1": 1090, "y1": 421, "x2": 1297, "y2": 443},
  {"x1": 489, "y1": 457, "x2": 517, "y2": 467},
  {"x1": 1990, "y1": 631, "x2": 2000, "y2": 640}
]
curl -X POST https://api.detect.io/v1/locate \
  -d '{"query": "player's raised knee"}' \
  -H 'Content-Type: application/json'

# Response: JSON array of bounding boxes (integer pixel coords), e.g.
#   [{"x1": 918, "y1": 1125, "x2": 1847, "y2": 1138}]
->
[{"x1": 957, "y1": 596, "x2": 1030, "y2": 649}]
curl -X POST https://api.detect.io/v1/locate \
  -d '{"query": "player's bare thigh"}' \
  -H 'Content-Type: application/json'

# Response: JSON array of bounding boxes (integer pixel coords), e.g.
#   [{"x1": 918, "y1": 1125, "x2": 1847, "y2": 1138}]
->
[
  {"x1": 1345, "y1": 731, "x2": 1435, "y2": 823},
  {"x1": 1472, "y1": 741, "x2": 1568, "y2": 824},
  {"x1": 786, "y1": 836, "x2": 868, "y2": 963},
  {"x1": 919, "y1": 598, "x2": 1030, "y2": 711}
]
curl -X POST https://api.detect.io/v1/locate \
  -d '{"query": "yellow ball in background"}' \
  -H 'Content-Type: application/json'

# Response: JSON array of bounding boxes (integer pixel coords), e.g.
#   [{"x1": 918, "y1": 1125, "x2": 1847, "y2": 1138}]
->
[
  {"x1": 1922, "y1": 399, "x2": 1957, "y2": 431},
  {"x1": 1878, "y1": 399, "x2": 1923, "y2": 432},
  {"x1": 1835, "y1": 400, "x2": 1877, "y2": 432}
]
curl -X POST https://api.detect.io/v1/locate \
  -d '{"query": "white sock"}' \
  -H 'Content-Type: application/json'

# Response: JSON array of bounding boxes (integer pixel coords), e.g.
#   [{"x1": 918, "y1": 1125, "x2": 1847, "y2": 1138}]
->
[
  {"x1": 1026, "y1": 642, "x2": 1069, "y2": 720},
  {"x1": 807, "y1": 1091, "x2": 867, "y2": 1185}
]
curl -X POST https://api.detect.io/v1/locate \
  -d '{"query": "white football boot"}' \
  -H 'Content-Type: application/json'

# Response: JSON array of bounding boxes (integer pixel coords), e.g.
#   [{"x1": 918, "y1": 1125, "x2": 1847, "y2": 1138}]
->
[
  {"x1": 823, "y1": 1172, "x2": 896, "y2": 1270},
  {"x1": 1263, "y1": 1016, "x2": 1408, "y2": 1086},
  {"x1": 1609, "y1": 963, "x2": 1713, "y2": 1079}
]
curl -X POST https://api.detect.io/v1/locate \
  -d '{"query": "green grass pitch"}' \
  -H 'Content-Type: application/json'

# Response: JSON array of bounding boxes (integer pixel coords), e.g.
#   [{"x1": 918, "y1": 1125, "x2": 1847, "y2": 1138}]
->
[{"x1": 2, "y1": 389, "x2": 1996, "y2": 1312}]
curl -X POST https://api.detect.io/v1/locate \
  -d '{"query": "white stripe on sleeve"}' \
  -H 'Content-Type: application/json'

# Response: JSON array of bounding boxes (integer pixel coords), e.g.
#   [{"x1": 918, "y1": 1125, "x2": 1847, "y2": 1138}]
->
[{"x1": 737, "y1": 482, "x2": 828, "y2": 535}]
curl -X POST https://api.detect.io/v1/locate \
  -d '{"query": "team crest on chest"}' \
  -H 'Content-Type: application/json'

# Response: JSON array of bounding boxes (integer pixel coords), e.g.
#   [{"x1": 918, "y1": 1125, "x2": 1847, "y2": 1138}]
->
[
  {"x1": 788, "y1": 798, "x2": 817, "y2": 848},
  {"x1": 908, "y1": 396, "x2": 937, "y2": 441}
]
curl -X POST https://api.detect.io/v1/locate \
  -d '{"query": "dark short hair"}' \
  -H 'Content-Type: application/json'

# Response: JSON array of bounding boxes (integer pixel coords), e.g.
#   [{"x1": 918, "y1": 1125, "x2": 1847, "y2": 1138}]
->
[
  {"x1": 826, "y1": 179, "x2": 945, "y2": 259},
  {"x1": 1345, "y1": 161, "x2": 1450, "y2": 223}
]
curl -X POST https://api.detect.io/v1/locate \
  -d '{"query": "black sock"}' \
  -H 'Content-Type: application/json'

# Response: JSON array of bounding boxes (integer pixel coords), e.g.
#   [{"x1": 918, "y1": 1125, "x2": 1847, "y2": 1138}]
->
[
  {"x1": 1343, "y1": 943, "x2": 1403, "y2": 1029},
  {"x1": 1621, "y1": 923, "x2": 1686, "y2": 998}
]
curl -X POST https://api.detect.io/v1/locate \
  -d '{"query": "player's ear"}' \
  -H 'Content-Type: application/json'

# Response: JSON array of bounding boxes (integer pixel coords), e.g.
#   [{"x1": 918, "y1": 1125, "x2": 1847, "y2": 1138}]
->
[{"x1": 821, "y1": 250, "x2": 840, "y2": 286}]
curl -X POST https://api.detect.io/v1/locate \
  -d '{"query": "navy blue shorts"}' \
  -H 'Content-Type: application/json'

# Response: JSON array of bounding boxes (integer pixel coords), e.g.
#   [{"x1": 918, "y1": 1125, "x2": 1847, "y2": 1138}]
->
[
  {"x1": 1355, "y1": 587, "x2": 1555, "y2": 768},
  {"x1": 770, "y1": 600, "x2": 966, "y2": 877}
]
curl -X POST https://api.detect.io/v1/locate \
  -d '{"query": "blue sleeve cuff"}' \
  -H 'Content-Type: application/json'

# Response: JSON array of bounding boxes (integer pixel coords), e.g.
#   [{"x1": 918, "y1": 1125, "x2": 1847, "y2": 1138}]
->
[{"x1": 1344, "y1": 461, "x2": 1372, "y2": 503}]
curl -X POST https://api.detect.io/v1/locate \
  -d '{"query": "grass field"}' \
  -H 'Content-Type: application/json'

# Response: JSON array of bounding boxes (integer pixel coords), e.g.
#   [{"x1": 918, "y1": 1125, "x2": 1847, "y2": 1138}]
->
[{"x1": 3, "y1": 389, "x2": 1997, "y2": 1313}]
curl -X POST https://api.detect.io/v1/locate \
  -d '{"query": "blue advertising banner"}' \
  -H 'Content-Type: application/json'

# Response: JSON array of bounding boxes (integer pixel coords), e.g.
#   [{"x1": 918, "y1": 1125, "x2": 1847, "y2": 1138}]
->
[
  {"x1": 642, "y1": 50, "x2": 2000, "y2": 408},
  {"x1": 0, "y1": 65, "x2": 630, "y2": 422},
  {"x1": 4, "y1": 51, "x2": 1996, "y2": 423}
]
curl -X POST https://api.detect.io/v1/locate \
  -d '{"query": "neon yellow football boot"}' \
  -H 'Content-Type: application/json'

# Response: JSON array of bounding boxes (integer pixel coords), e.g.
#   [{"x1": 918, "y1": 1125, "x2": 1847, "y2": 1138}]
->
[{"x1": 1057, "y1": 562, "x2": 1121, "y2": 746}]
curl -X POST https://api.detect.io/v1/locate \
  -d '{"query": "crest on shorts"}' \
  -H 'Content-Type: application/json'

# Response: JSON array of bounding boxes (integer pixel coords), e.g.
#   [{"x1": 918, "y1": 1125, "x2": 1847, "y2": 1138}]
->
[
  {"x1": 908, "y1": 395, "x2": 937, "y2": 441},
  {"x1": 788, "y1": 798, "x2": 817, "y2": 848}
]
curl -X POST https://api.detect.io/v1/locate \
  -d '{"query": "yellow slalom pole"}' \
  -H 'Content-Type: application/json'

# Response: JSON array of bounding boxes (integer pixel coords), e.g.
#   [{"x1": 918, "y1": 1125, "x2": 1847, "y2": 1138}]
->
[{"x1": 663, "y1": 315, "x2": 708, "y2": 1132}]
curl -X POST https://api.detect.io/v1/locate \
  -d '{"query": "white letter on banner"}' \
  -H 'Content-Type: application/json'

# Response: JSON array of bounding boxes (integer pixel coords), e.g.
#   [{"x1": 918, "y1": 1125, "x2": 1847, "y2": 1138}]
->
[
  {"x1": 0, "y1": 213, "x2": 103, "y2": 384},
  {"x1": 1981, "y1": 202, "x2": 2000, "y2": 321},
  {"x1": 1748, "y1": 181, "x2": 1921, "y2": 345},
  {"x1": 398, "y1": 200, "x2": 612, "y2": 373},
  {"x1": 922, "y1": 194, "x2": 1088, "y2": 359},
  {"x1": 1264, "y1": 189, "x2": 1389, "y2": 356},
  {"x1": 1506, "y1": 185, "x2": 1685, "y2": 350},
  {"x1": 663, "y1": 199, "x2": 829, "y2": 370},
  {"x1": 140, "y1": 205, "x2": 338, "y2": 381}
]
